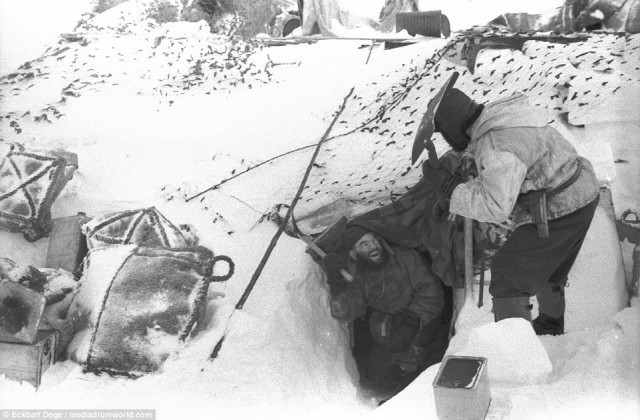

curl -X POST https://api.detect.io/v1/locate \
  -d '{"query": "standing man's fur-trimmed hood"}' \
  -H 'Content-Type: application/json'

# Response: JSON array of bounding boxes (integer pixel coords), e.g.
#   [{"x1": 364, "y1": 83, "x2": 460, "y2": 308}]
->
[{"x1": 470, "y1": 93, "x2": 549, "y2": 140}]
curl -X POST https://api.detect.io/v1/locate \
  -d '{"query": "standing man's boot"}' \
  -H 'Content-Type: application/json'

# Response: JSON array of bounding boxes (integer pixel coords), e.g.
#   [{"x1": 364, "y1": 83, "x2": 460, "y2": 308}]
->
[
  {"x1": 533, "y1": 279, "x2": 566, "y2": 335},
  {"x1": 492, "y1": 296, "x2": 533, "y2": 322},
  {"x1": 532, "y1": 313, "x2": 564, "y2": 335}
]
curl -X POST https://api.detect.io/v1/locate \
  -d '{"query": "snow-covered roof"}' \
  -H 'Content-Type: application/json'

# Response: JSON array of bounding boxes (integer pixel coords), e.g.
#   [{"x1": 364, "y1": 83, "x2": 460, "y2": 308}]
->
[
  {"x1": 252, "y1": 27, "x2": 640, "y2": 228},
  {"x1": 2, "y1": 17, "x2": 640, "y2": 231}
]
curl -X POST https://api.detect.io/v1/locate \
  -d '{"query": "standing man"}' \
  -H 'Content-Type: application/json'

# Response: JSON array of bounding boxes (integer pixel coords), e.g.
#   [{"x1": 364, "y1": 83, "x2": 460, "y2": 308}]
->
[
  {"x1": 422, "y1": 87, "x2": 599, "y2": 335},
  {"x1": 323, "y1": 224, "x2": 448, "y2": 392}
]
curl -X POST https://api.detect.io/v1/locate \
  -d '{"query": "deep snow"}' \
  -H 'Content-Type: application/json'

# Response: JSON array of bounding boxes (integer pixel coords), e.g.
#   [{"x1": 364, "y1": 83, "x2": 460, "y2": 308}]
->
[{"x1": 0, "y1": 1, "x2": 639, "y2": 419}]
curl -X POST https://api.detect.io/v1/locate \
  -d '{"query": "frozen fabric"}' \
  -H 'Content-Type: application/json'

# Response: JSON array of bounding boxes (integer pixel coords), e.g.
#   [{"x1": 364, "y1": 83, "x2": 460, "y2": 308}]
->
[
  {"x1": 67, "y1": 245, "x2": 232, "y2": 376},
  {"x1": 0, "y1": 142, "x2": 77, "y2": 241}
]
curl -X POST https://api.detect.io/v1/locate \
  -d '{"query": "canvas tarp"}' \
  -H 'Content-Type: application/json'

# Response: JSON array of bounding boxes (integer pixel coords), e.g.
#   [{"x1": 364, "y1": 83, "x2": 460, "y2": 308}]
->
[{"x1": 313, "y1": 153, "x2": 502, "y2": 288}]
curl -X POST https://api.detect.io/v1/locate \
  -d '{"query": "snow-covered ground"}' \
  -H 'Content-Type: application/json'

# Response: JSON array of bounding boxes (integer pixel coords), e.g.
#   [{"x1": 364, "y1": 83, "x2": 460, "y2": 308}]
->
[{"x1": 1, "y1": 1, "x2": 639, "y2": 419}]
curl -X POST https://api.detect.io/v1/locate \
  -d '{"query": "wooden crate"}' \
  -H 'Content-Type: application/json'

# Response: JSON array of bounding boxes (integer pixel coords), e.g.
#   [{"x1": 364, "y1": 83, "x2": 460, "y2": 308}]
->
[
  {"x1": 0, "y1": 280, "x2": 46, "y2": 344},
  {"x1": 0, "y1": 329, "x2": 58, "y2": 389},
  {"x1": 45, "y1": 212, "x2": 91, "y2": 274}
]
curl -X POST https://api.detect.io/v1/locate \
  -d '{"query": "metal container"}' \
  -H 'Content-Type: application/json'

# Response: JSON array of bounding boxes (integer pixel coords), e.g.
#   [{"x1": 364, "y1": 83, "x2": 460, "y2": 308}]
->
[
  {"x1": 433, "y1": 355, "x2": 491, "y2": 420},
  {"x1": 396, "y1": 11, "x2": 451, "y2": 38}
]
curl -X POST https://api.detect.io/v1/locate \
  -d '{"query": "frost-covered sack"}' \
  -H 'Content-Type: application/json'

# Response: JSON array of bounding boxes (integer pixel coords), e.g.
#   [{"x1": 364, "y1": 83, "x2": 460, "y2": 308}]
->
[
  {"x1": 0, "y1": 142, "x2": 77, "y2": 241},
  {"x1": 82, "y1": 207, "x2": 194, "y2": 250},
  {"x1": 461, "y1": 318, "x2": 552, "y2": 384},
  {"x1": 66, "y1": 245, "x2": 227, "y2": 376}
]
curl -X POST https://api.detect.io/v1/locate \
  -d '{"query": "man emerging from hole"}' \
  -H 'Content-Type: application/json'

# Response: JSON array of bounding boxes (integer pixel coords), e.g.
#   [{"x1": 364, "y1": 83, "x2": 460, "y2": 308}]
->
[{"x1": 323, "y1": 225, "x2": 449, "y2": 393}]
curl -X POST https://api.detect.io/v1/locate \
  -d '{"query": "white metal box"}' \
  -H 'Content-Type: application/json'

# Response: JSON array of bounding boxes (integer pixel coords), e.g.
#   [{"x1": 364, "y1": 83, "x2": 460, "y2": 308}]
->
[{"x1": 432, "y1": 355, "x2": 491, "y2": 420}]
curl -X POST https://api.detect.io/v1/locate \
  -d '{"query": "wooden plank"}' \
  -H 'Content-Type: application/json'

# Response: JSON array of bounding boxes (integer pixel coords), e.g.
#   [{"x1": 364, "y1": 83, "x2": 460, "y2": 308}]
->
[
  {"x1": 255, "y1": 35, "x2": 434, "y2": 46},
  {"x1": 300, "y1": 234, "x2": 353, "y2": 282}
]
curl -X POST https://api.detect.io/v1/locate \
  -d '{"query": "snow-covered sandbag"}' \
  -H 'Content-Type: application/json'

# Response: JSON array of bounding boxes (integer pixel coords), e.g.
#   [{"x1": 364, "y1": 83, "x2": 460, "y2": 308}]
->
[
  {"x1": 0, "y1": 142, "x2": 77, "y2": 242},
  {"x1": 460, "y1": 318, "x2": 552, "y2": 384},
  {"x1": 66, "y1": 244, "x2": 233, "y2": 376},
  {"x1": 82, "y1": 207, "x2": 194, "y2": 250}
]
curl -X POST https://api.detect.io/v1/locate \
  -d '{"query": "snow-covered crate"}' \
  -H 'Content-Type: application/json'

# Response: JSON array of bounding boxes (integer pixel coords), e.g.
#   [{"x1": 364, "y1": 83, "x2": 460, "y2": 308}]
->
[
  {"x1": 45, "y1": 212, "x2": 91, "y2": 275},
  {"x1": 0, "y1": 329, "x2": 58, "y2": 389},
  {"x1": 0, "y1": 279, "x2": 46, "y2": 344},
  {"x1": 432, "y1": 355, "x2": 491, "y2": 420}
]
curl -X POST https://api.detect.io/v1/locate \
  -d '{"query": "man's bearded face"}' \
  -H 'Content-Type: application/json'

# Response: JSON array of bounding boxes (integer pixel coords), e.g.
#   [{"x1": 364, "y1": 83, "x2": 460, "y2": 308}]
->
[{"x1": 352, "y1": 233, "x2": 387, "y2": 269}]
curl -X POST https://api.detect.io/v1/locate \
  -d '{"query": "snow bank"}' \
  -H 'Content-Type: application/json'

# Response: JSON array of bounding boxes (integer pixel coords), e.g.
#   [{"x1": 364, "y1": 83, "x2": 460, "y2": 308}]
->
[
  {"x1": 0, "y1": 0, "x2": 93, "y2": 76},
  {"x1": 442, "y1": 305, "x2": 553, "y2": 386},
  {"x1": 0, "y1": 224, "x2": 371, "y2": 419},
  {"x1": 586, "y1": 122, "x2": 640, "y2": 218},
  {"x1": 565, "y1": 206, "x2": 629, "y2": 331},
  {"x1": 576, "y1": 141, "x2": 617, "y2": 185},
  {"x1": 366, "y1": 363, "x2": 440, "y2": 419},
  {"x1": 375, "y1": 299, "x2": 640, "y2": 420},
  {"x1": 458, "y1": 318, "x2": 552, "y2": 384}
]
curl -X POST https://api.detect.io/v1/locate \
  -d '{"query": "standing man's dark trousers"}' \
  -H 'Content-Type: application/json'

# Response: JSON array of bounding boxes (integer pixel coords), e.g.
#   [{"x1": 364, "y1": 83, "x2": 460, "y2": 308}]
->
[{"x1": 489, "y1": 197, "x2": 599, "y2": 334}]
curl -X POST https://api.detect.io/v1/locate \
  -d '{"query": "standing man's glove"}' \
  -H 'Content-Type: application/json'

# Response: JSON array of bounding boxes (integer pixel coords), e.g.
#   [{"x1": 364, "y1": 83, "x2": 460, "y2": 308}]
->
[
  {"x1": 388, "y1": 310, "x2": 421, "y2": 353},
  {"x1": 322, "y1": 252, "x2": 349, "y2": 296},
  {"x1": 422, "y1": 162, "x2": 462, "y2": 199}
]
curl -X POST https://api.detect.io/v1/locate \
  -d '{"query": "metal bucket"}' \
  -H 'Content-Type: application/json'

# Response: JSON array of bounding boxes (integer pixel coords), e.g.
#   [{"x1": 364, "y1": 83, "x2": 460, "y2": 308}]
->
[{"x1": 396, "y1": 10, "x2": 451, "y2": 38}]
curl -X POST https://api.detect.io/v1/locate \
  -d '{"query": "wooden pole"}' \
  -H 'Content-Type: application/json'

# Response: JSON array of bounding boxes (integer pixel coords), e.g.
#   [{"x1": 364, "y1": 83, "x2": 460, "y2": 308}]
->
[{"x1": 209, "y1": 87, "x2": 355, "y2": 359}]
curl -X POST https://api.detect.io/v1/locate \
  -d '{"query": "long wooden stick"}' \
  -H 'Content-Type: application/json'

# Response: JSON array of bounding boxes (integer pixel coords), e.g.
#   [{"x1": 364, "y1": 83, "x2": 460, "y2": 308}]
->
[
  {"x1": 478, "y1": 252, "x2": 485, "y2": 307},
  {"x1": 209, "y1": 87, "x2": 355, "y2": 359},
  {"x1": 464, "y1": 217, "x2": 474, "y2": 300},
  {"x1": 256, "y1": 35, "x2": 434, "y2": 45},
  {"x1": 299, "y1": 234, "x2": 353, "y2": 282}
]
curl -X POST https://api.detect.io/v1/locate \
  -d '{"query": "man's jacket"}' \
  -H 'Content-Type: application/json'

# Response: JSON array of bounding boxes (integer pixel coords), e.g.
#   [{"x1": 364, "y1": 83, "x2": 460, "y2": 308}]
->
[
  {"x1": 329, "y1": 243, "x2": 444, "y2": 326},
  {"x1": 449, "y1": 93, "x2": 599, "y2": 227}
]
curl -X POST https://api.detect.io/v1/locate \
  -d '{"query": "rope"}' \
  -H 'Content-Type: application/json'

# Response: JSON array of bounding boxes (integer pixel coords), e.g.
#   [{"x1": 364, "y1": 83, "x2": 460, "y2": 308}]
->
[
  {"x1": 185, "y1": 143, "x2": 319, "y2": 202},
  {"x1": 209, "y1": 255, "x2": 235, "y2": 282},
  {"x1": 209, "y1": 87, "x2": 355, "y2": 360}
]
